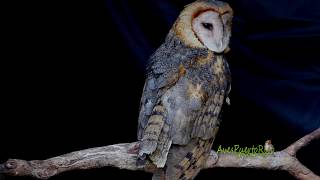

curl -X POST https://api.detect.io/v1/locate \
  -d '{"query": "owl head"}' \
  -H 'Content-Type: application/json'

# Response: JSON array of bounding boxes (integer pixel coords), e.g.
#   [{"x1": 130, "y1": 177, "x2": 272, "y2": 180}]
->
[{"x1": 173, "y1": 0, "x2": 233, "y2": 53}]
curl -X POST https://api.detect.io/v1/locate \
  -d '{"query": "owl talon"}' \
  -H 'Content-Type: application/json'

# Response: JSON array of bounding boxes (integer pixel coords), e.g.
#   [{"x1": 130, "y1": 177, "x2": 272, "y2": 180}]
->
[{"x1": 136, "y1": 154, "x2": 147, "y2": 166}]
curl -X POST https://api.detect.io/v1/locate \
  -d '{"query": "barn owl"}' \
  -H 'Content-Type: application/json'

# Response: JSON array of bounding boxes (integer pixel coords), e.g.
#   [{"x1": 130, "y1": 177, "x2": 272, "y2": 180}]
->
[{"x1": 136, "y1": 0, "x2": 233, "y2": 179}]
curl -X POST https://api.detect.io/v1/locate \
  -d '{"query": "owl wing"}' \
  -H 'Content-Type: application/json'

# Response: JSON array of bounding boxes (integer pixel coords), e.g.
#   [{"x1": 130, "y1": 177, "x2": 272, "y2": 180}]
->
[
  {"x1": 137, "y1": 72, "x2": 179, "y2": 140},
  {"x1": 137, "y1": 40, "x2": 185, "y2": 168},
  {"x1": 137, "y1": 34, "x2": 196, "y2": 167},
  {"x1": 137, "y1": 43, "x2": 183, "y2": 140},
  {"x1": 137, "y1": 66, "x2": 180, "y2": 168},
  {"x1": 137, "y1": 30, "x2": 192, "y2": 140},
  {"x1": 191, "y1": 88, "x2": 226, "y2": 139},
  {"x1": 192, "y1": 56, "x2": 230, "y2": 140}
]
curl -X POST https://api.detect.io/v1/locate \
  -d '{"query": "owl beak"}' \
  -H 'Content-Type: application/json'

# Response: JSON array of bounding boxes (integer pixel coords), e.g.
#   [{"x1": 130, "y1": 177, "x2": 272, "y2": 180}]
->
[
  {"x1": 214, "y1": 40, "x2": 224, "y2": 53},
  {"x1": 219, "y1": 40, "x2": 223, "y2": 49}
]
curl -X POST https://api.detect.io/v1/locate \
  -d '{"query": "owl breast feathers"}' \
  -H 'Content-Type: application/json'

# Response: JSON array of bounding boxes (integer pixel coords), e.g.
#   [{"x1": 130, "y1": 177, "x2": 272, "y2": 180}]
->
[{"x1": 137, "y1": 0, "x2": 232, "y2": 170}]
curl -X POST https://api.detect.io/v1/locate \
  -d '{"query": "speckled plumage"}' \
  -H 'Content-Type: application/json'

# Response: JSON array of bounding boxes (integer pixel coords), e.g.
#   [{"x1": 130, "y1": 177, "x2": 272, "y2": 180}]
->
[{"x1": 137, "y1": 0, "x2": 232, "y2": 179}]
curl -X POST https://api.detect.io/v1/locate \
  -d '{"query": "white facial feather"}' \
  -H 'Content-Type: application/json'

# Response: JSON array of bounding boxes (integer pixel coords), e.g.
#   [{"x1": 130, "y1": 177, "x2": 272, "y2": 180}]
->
[{"x1": 192, "y1": 11, "x2": 230, "y2": 53}]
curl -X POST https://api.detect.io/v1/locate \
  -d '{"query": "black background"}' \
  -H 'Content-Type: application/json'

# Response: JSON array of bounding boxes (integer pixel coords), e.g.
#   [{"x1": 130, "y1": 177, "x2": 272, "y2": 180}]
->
[{"x1": 1, "y1": 0, "x2": 320, "y2": 179}]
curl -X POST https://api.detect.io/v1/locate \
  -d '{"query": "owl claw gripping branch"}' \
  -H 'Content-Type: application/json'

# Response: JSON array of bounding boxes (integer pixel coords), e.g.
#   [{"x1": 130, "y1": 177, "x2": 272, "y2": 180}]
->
[{"x1": 136, "y1": 0, "x2": 233, "y2": 179}]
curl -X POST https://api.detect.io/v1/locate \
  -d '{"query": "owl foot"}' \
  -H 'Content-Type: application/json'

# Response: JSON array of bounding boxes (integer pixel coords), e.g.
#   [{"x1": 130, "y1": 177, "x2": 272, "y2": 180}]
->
[{"x1": 136, "y1": 153, "x2": 147, "y2": 167}]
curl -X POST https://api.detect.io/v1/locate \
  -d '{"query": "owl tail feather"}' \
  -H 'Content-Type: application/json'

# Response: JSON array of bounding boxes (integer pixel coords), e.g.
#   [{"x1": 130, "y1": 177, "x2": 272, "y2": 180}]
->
[
  {"x1": 137, "y1": 105, "x2": 172, "y2": 168},
  {"x1": 173, "y1": 138, "x2": 214, "y2": 180}
]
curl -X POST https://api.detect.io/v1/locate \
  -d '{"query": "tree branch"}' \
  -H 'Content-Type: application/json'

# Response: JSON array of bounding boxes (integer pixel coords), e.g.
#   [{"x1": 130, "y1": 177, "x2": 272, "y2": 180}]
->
[
  {"x1": 285, "y1": 128, "x2": 320, "y2": 156},
  {"x1": 1, "y1": 128, "x2": 319, "y2": 180}
]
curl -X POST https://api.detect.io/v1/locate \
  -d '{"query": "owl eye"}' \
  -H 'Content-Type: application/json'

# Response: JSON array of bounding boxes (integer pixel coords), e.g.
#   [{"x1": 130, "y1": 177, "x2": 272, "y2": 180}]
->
[{"x1": 201, "y1": 22, "x2": 213, "y2": 31}]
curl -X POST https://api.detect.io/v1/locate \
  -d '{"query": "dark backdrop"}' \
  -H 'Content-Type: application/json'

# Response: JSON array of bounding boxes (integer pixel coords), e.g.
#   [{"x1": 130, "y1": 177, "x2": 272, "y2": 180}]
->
[{"x1": 1, "y1": 0, "x2": 320, "y2": 179}]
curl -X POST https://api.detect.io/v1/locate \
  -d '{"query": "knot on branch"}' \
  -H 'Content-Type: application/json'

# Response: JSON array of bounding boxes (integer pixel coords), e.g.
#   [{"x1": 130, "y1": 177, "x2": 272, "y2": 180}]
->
[
  {"x1": 0, "y1": 159, "x2": 31, "y2": 176},
  {"x1": 5, "y1": 159, "x2": 18, "y2": 169}
]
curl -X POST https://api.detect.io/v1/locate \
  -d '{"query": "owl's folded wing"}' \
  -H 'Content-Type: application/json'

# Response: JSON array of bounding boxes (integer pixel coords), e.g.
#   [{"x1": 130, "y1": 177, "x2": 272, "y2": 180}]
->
[{"x1": 191, "y1": 89, "x2": 225, "y2": 139}]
